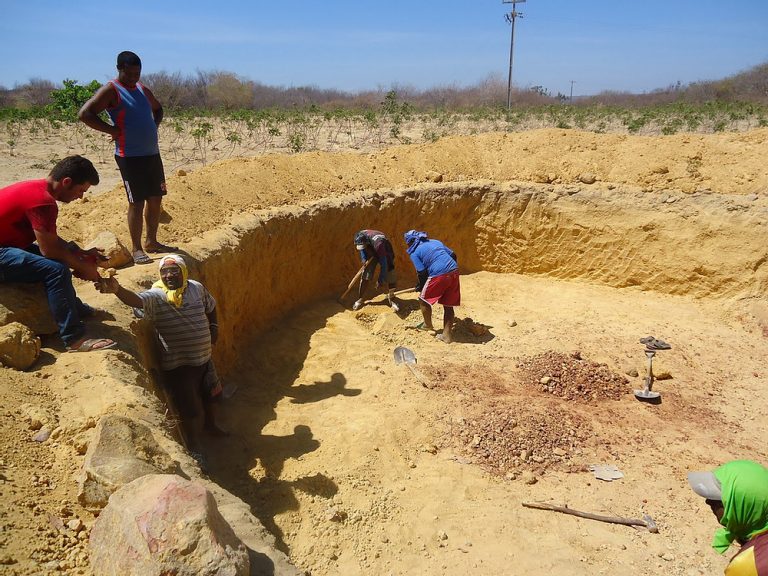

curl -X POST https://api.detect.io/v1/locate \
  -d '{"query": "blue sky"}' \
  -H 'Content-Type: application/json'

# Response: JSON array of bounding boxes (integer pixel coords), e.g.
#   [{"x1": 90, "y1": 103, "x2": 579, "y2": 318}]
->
[{"x1": 1, "y1": 0, "x2": 766, "y2": 96}]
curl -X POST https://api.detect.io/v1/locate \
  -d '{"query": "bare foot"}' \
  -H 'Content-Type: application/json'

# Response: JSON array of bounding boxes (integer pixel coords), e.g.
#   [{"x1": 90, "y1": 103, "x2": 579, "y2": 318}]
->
[{"x1": 435, "y1": 332, "x2": 452, "y2": 344}]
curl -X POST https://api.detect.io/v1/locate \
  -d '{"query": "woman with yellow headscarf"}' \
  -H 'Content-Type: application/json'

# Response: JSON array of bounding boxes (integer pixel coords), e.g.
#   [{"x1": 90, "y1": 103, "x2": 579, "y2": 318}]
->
[{"x1": 96, "y1": 254, "x2": 225, "y2": 468}]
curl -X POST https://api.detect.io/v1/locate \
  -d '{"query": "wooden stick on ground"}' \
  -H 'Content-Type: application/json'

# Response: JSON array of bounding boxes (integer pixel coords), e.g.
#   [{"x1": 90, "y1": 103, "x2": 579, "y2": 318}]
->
[{"x1": 522, "y1": 501, "x2": 658, "y2": 533}]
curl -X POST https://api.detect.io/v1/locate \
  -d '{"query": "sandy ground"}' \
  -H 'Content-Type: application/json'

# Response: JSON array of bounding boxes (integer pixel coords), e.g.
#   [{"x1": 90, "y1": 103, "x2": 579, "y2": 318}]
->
[{"x1": 1, "y1": 126, "x2": 767, "y2": 575}]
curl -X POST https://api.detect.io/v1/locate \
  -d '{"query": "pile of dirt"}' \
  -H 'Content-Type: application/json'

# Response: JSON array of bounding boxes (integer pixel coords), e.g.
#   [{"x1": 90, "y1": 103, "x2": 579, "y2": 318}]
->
[
  {"x1": 424, "y1": 352, "x2": 627, "y2": 477},
  {"x1": 516, "y1": 350, "x2": 629, "y2": 401},
  {"x1": 451, "y1": 403, "x2": 592, "y2": 476},
  {"x1": 424, "y1": 362, "x2": 592, "y2": 475}
]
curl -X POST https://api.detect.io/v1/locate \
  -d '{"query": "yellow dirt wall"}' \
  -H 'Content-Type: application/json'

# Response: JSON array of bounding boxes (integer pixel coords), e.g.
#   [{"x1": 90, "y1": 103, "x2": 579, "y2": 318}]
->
[{"x1": 164, "y1": 183, "x2": 767, "y2": 380}]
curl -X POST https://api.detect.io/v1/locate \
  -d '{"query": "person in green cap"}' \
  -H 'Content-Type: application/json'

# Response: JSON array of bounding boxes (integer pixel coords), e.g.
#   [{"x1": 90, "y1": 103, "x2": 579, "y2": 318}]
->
[{"x1": 688, "y1": 460, "x2": 768, "y2": 575}]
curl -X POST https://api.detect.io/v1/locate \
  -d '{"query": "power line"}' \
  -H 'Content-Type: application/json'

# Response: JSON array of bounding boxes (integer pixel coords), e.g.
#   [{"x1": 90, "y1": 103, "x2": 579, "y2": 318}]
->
[{"x1": 502, "y1": 0, "x2": 526, "y2": 109}]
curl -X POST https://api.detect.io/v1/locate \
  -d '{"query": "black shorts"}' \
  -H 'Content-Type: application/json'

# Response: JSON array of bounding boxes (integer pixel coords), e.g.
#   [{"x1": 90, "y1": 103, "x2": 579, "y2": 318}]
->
[{"x1": 114, "y1": 153, "x2": 166, "y2": 203}]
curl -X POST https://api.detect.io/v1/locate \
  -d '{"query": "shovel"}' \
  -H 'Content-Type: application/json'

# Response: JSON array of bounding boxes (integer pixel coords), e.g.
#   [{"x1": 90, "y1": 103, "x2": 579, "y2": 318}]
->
[
  {"x1": 634, "y1": 336, "x2": 671, "y2": 402},
  {"x1": 634, "y1": 349, "x2": 661, "y2": 401},
  {"x1": 393, "y1": 346, "x2": 428, "y2": 385}
]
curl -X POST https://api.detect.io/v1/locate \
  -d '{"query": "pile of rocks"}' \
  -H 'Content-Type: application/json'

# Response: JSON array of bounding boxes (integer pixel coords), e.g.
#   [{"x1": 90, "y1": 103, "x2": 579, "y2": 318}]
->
[
  {"x1": 516, "y1": 350, "x2": 628, "y2": 401},
  {"x1": 452, "y1": 404, "x2": 591, "y2": 477}
]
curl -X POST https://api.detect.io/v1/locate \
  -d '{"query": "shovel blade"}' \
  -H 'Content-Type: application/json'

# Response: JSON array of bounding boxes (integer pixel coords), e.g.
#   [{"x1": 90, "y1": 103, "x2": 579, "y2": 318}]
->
[
  {"x1": 394, "y1": 346, "x2": 417, "y2": 365},
  {"x1": 634, "y1": 389, "x2": 661, "y2": 401}
]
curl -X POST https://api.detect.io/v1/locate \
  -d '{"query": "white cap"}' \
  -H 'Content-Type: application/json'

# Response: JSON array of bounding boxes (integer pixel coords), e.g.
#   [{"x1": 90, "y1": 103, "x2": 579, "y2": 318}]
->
[{"x1": 688, "y1": 471, "x2": 722, "y2": 500}]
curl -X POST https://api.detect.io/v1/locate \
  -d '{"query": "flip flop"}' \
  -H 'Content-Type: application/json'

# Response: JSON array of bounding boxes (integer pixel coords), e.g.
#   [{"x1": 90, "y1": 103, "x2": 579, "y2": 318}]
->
[
  {"x1": 132, "y1": 250, "x2": 153, "y2": 265},
  {"x1": 639, "y1": 336, "x2": 671, "y2": 350},
  {"x1": 407, "y1": 321, "x2": 434, "y2": 332},
  {"x1": 145, "y1": 243, "x2": 179, "y2": 254},
  {"x1": 67, "y1": 337, "x2": 116, "y2": 353}
]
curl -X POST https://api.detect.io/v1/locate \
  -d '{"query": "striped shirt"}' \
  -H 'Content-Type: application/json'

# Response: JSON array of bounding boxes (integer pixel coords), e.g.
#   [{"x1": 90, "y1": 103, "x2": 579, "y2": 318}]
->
[{"x1": 139, "y1": 280, "x2": 215, "y2": 371}]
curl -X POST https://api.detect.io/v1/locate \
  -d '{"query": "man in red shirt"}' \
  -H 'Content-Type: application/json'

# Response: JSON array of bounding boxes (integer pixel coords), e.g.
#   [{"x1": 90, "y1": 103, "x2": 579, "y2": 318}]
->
[{"x1": 0, "y1": 155, "x2": 116, "y2": 352}]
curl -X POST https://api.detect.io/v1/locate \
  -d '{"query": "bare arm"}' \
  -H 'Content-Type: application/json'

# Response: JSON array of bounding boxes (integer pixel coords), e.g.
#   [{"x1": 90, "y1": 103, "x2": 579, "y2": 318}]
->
[
  {"x1": 34, "y1": 228, "x2": 101, "y2": 282},
  {"x1": 207, "y1": 308, "x2": 218, "y2": 344},
  {"x1": 142, "y1": 85, "x2": 164, "y2": 126},
  {"x1": 95, "y1": 276, "x2": 144, "y2": 309},
  {"x1": 78, "y1": 83, "x2": 120, "y2": 137}
]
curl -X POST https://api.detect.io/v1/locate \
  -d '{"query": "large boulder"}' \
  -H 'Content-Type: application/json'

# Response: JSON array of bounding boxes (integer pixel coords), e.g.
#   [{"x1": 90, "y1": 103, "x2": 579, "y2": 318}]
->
[
  {"x1": 0, "y1": 322, "x2": 41, "y2": 370},
  {"x1": 89, "y1": 474, "x2": 250, "y2": 576},
  {"x1": 85, "y1": 231, "x2": 132, "y2": 269},
  {"x1": 0, "y1": 283, "x2": 57, "y2": 334},
  {"x1": 78, "y1": 415, "x2": 180, "y2": 509}
]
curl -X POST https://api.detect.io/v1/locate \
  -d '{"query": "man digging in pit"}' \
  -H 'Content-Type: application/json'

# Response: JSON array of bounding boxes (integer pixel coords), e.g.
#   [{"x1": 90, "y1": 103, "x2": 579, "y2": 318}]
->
[
  {"x1": 403, "y1": 229, "x2": 460, "y2": 343},
  {"x1": 352, "y1": 229, "x2": 401, "y2": 312},
  {"x1": 96, "y1": 254, "x2": 226, "y2": 467},
  {"x1": 0, "y1": 155, "x2": 116, "y2": 352}
]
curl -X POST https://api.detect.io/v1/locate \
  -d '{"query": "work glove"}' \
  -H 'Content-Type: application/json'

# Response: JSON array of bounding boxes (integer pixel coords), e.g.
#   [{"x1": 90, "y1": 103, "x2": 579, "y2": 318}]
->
[{"x1": 353, "y1": 299, "x2": 364, "y2": 311}]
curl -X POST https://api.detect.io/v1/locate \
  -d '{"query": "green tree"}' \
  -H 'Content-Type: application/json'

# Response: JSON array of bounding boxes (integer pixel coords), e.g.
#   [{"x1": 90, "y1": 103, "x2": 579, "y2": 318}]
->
[{"x1": 47, "y1": 79, "x2": 102, "y2": 120}]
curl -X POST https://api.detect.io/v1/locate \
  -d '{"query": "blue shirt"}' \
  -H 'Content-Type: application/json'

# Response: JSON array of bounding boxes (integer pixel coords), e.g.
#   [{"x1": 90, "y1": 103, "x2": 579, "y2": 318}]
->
[
  {"x1": 408, "y1": 239, "x2": 457, "y2": 277},
  {"x1": 107, "y1": 80, "x2": 159, "y2": 157}
]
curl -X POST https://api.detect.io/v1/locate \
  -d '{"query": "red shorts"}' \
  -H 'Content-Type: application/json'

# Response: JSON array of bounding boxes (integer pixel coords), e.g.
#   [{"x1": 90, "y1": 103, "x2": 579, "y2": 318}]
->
[{"x1": 420, "y1": 270, "x2": 460, "y2": 307}]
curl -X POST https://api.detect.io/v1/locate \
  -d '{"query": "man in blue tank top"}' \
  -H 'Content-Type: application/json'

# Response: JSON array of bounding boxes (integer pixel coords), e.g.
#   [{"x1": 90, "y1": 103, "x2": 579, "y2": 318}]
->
[{"x1": 79, "y1": 51, "x2": 175, "y2": 266}]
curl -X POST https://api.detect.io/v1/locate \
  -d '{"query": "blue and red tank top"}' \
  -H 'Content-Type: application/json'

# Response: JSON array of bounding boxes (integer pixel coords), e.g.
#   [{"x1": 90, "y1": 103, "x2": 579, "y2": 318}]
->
[{"x1": 106, "y1": 80, "x2": 159, "y2": 158}]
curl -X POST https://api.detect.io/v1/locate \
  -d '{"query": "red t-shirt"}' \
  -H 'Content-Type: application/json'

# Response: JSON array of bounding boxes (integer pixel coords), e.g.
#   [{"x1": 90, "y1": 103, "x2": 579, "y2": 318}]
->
[{"x1": 0, "y1": 179, "x2": 58, "y2": 248}]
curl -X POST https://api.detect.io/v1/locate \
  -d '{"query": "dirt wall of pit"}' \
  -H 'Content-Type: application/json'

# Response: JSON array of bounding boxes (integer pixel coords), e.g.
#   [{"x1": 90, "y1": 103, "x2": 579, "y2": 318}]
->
[{"x1": 161, "y1": 182, "x2": 768, "y2": 381}]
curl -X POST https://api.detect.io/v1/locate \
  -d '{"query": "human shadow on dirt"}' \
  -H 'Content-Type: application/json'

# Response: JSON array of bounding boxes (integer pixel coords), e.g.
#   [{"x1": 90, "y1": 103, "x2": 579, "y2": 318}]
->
[
  {"x1": 204, "y1": 414, "x2": 337, "y2": 555},
  {"x1": 285, "y1": 372, "x2": 361, "y2": 404},
  {"x1": 204, "y1": 300, "x2": 351, "y2": 556}
]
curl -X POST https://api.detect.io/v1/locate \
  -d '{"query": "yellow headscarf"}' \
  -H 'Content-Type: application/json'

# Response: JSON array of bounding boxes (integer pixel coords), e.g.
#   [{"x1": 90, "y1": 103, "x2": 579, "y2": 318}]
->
[{"x1": 153, "y1": 254, "x2": 189, "y2": 308}]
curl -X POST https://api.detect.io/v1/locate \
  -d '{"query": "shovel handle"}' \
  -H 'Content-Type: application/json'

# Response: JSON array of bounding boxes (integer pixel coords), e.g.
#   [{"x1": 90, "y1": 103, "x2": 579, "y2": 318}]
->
[
  {"x1": 405, "y1": 363, "x2": 430, "y2": 385},
  {"x1": 339, "y1": 264, "x2": 367, "y2": 302},
  {"x1": 522, "y1": 502, "x2": 658, "y2": 533}
]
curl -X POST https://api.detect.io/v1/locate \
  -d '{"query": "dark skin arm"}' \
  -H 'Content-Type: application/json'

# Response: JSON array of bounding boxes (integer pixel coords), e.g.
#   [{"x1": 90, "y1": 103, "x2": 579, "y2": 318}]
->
[
  {"x1": 79, "y1": 81, "x2": 163, "y2": 132},
  {"x1": 96, "y1": 277, "x2": 218, "y2": 343},
  {"x1": 78, "y1": 83, "x2": 121, "y2": 138},
  {"x1": 207, "y1": 308, "x2": 218, "y2": 345},
  {"x1": 95, "y1": 276, "x2": 144, "y2": 308},
  {"x1": 142, "y1": 85, "x2": 164, "y2": 126},
  {"x1": 416, "y1": 269, "x2": 429, "y2": 291}
]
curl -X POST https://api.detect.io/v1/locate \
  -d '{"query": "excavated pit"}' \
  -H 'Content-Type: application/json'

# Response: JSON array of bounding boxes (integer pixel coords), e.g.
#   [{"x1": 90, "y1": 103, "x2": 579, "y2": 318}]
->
[
  {"x1": 153, "y1": 181, "x2": 767, "y2": 574},
  {"x1": 183, "y1": 182, "x2": 767, "y2": 377}
]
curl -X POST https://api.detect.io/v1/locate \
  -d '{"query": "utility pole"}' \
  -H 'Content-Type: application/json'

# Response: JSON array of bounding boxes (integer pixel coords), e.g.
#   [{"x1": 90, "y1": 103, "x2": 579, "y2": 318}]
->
[
  {"x1": 503, "y1": 0, "x2": 525, "y2": 109},
  {"x1": 570, "y1": 80, "x2": 576, "y2": 102}
]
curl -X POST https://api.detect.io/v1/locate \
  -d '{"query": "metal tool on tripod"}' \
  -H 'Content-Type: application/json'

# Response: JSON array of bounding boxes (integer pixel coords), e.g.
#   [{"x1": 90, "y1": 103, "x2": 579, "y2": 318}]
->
[{"x1": 634, "y1": 336, "x2": 671, "y2": 402}]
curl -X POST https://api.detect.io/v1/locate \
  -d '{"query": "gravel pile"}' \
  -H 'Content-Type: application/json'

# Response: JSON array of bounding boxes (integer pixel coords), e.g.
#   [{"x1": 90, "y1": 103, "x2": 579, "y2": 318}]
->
[
  {"x1": 516, "y1": 350, "x2": 628, "y2": 401},
  {"x1": 452, "y1": 404, "x2": 591, "y2": 476}
]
